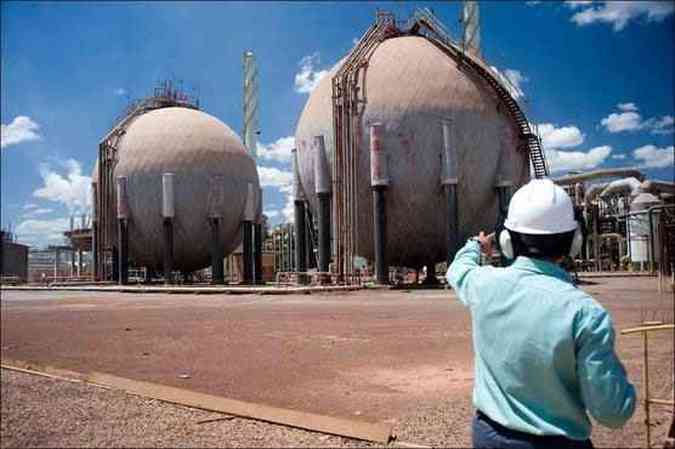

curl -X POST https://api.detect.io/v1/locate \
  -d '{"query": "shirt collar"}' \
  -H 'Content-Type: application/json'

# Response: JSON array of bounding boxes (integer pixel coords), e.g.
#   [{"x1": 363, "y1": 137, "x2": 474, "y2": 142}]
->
[{"x1": 510, "y1": 256, "x2": 574, "y2": 284}]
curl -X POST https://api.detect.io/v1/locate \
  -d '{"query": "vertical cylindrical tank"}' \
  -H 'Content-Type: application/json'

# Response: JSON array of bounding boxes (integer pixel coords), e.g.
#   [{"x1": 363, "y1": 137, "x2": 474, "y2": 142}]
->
[{"x1": 629, "y1": 193, "x2": 661, "y2": 264}]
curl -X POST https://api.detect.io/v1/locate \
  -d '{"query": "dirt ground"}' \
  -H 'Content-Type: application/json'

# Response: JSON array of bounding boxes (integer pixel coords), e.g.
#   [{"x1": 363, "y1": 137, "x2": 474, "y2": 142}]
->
[{"x1": 1, "y1": 276, "x2": 673, "y2": 448}]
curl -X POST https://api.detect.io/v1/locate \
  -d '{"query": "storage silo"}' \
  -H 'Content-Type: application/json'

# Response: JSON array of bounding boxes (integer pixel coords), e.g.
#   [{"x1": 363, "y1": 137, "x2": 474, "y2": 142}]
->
[{"x1": 295, "y1": 24, "x2": 540, "y2": 272}]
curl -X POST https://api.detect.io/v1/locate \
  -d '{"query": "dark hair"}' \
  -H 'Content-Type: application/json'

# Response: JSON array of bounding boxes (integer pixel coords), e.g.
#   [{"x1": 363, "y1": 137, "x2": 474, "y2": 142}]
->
[{"x1": 511, "y1": 230, "x2": 576, "y2": 260}]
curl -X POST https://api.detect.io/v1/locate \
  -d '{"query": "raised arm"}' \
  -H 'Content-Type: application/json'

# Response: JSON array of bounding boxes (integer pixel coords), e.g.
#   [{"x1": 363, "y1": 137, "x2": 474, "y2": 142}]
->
[
  {"x1": 446, "y1": 238, "x2": 482, "y2": 307},
  {"x1": 575, "y1": 306, "x2": 636, "y2": 428}
]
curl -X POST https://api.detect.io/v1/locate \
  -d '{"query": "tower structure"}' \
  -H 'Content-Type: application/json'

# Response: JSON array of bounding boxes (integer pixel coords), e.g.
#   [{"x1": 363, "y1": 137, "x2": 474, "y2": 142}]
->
[
  {"x1": 462, "y1": 1, "x2": 480, "y2": 57},
  {"x1": 242, "y1": 50, "x2": 259, "y2": 158}
]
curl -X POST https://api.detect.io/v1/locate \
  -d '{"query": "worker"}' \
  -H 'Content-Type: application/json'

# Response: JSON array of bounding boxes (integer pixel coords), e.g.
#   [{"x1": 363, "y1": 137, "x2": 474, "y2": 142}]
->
[{"x1": 446, "y1": 178, "x2": 635, "y2": 449}]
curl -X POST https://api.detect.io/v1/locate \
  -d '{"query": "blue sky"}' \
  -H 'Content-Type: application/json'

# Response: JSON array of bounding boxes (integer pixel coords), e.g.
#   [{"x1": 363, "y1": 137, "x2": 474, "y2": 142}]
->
[{"x1": 2, "y1": 1, "x2": 673, "y2": 247}]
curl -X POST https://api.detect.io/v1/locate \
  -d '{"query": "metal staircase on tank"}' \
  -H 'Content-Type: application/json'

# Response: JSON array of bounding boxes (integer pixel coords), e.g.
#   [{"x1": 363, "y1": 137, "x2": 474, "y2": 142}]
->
[{"x1": 406, "y1": 7, "x2": 550, "y2": 179}]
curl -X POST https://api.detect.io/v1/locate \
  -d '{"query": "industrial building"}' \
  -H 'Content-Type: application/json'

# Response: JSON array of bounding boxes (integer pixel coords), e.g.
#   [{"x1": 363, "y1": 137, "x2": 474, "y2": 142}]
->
[{"x1": 1, "y1": 230, "x2": 29, "y2": 284}]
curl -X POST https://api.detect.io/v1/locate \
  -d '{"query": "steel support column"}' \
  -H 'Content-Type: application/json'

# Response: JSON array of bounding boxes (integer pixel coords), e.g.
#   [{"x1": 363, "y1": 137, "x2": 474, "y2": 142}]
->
[
  {"x1": 294, "y1": 200, "x2": 307, "y2": 284},
  {"x1": 210, "y1": 218, "x2": 224, "y2": 284},
  {"x1": 242, "y1": 221, "x2": 253, "y2": 284},
  {"x1": 373, "y1": 186, "x2": 388, "y2": 285}
]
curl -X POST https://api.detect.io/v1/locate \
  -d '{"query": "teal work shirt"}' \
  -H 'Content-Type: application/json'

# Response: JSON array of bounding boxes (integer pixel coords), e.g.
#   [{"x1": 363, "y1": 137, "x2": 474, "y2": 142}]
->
[{"x1": 446, "y1": 239, "x2": 636, "y2": 440}]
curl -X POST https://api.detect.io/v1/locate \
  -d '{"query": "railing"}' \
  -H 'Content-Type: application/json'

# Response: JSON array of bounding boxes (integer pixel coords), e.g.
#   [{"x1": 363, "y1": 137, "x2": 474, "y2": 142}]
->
[{"x1": 621, "y1": 322, "x2": 675, "y2": 448}]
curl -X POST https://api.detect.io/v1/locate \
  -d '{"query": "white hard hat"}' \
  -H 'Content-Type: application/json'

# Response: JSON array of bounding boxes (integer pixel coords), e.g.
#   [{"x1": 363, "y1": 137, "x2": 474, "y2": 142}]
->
[{"x1": 504, "y1": 178, "x2": 577, "y2": 235}]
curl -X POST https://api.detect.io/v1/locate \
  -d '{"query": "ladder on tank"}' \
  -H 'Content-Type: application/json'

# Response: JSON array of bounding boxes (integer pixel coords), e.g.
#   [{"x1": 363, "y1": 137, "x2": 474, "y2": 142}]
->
[
  {"x1": 406, "y1": 8, "x2": 550, "y2": 179},
  {"x1": 331, "y1": 12, "x2": 399, "y2": 282}
]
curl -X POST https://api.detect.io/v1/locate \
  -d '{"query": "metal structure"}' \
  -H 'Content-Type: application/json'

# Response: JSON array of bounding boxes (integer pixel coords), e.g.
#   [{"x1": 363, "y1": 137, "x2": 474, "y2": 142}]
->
[
  {"x1": 243, "y1": 50, "x2": 259, "y2": 158},
  {"x1": 621, "y1": 323, "x2": 675, "y2": 449},
  {"x1": 462, "y1": 1, "x2": 480, "y2": 57},
  {"x1": 94, "y1": 81, "x2": 260, "y2": 279},
  {"x1": 295, "y1": 9, "x2": 547, "y2": 283}
]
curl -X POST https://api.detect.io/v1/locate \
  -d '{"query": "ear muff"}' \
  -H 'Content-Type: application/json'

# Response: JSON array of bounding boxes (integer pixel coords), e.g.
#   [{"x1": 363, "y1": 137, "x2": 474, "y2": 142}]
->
[
  {"x1": 499, "y1": 229, "x2": 515, "y2": 260},
  {"x1": 569, "y1": 225, "x2": 583, "y2": 258}
]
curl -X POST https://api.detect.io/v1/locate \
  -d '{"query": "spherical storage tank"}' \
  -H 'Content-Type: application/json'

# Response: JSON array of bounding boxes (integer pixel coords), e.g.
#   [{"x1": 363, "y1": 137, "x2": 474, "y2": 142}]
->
[
  {"x1": 295, "y1": 36, "x2": 531, "y2": 268},
  {"x1": 111, "y1": 107, "x2": 259, "y2": 272}
]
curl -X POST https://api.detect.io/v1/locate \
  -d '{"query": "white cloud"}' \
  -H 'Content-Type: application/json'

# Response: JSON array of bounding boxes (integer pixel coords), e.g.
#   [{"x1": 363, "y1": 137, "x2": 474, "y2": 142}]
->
[
  {"x1": 257, "y1": 166, "x2": 293, "y2": 192},
  {"x1": 617, "y1": 102, "x2": 638, "y2": 112},
  {"x1": 570, "y1": 1, "x2": 674, "y2": 31},
  {"x1": 546, "y1": 145, "x2": 612, "y2": 173},
  {"x1": 601, "y1": 111, "x2": 642, "y2": 132},
  {"x1": 601, "y1": 104, "x2": 674, "y2": 134},
  {"x1": 526, "y1": 1, "x2": 542, "y2": 5},
  {"x1": 294, "y1": 53, "x2": 330, "y2": 94},
  {"x1": 565, "y1": 1, "x2": 594, "y2": 9},
  {"x1": 490, "y1": 66, "x2": 527, "y2": 100},
  {"x1": 16, "y1": 217, "x2": 70, "y2": 247},
  {"x1": 612, "y1": 154, "x2": 626, "y2": 160},
  {"x1": 264, "y1": 210, "x2": 279, "y2": 219},
  {"x1": 256, "y1": 136, "x2": 295, "y2": 163},
  {"x1": 114, "y1": 88, "x2": 127, "y2": 96},
  {"x1": 33, "y1": 159, "x2": 92, "y2": 212},
  {"x1": 536, "y1": 122, "x2": 585, "y2": 150},
  {"x1": 650, "y1": 115, "x2": 675, "y2": 135},
  {"x1": 23, "y1": 203, "x2": 39, "y2": 210},
  {"x1": 633, "y1": 145, "x2": 674, "y2": 169},
  {"x1": 1, "y1": 116, "x2": 42, "y2": 149},
  {"x1": 281, "y1": 192, "x2": 295, "y2": 223},
  {"x1": 23, "y1": 208, "x2": 54, "y2": 218}
]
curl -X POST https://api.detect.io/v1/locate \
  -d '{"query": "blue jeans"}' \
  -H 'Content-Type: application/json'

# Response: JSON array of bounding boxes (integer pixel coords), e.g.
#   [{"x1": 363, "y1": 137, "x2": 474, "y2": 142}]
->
[{"x1": 472, "y1": 411, "x2": 594, "y2": 449}]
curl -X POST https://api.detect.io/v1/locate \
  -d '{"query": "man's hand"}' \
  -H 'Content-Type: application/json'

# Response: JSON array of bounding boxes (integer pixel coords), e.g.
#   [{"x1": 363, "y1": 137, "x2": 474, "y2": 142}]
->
[{"x1": 477, "y1": 231, "x2": 494, "y2": 256}]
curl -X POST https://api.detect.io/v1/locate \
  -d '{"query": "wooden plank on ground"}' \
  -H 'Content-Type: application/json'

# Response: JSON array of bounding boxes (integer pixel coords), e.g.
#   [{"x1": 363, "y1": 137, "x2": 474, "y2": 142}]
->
[{"x1": 0, "y1": 361, "x2": 393, "y2": 444}]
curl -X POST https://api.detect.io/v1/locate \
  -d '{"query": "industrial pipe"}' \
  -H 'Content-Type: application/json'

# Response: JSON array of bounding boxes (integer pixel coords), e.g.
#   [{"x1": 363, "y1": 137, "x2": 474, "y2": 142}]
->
[
  {"x1": 370, "y1": 123, "x2": 389, "y2": 285},
  {"x1": 555, "y1": 168, "x2": 646, "y2": 186},
  {"x1": 642, "y1": 180, "x2": 675, "y2": 196},
  {"x1": 599, "y1": 177, "x2": 642, "y2": 199},
  {"x1": 162, "y1": 173, "x2": 175, "y2": 284},
  {"x1": 314, "y1": 135, "x2": 332, "y2": 275},
  {"x1": 442, "y1": 120, "x2": 460, "y2": 264},
  {"x1": 116, "y1": 176, "x2": 129, "y2": 285}
]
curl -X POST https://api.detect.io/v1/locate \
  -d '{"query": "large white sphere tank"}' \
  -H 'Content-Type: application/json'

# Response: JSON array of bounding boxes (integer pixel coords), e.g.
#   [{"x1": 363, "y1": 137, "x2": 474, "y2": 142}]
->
[
  {"x1": 113, "y1": 107, "x2": 259, "y2": 272},
  {"x1": 295, "y1": 36, "x2": 530, "y2": 267}
]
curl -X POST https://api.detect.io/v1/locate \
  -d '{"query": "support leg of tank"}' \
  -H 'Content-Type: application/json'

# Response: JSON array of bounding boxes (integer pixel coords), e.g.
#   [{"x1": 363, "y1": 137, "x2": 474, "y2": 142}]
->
[
  {"x1": 92, "y1": 221, "x2": 98, "y2": 281},
  {"x1": 118, "y1": 219, "x2": 129, "y2": 285},
  {"x1": 445, "y1": 183, "x2": 459, "y2": 265},
  {"x1": 242, "y1": 220, "x2": 254, "y2": 285},
  {"x1": 422, "y1": 262, "x2": 440, "y2": 285},
  {"x1": 373, "y1": 185, "x2": 388, "y2": 285},
  {"x1": 210, "y1": 218, "x2": 224, "y2": 285},
  {"x1": 112, "y1": 246, "x2": 119, "y2": 282},
  {"x1": 78, "y1": 249, "x2": 83, "y2": 277},
  {"x1": 163, "y1": 218, "x2": 174, "y2": 285},
  {"x1": 317, "y1": 192, "x2": 331, "y2": 282},
  {"x1": 294, "y1": 200, "x2": 307, "y2": 285},
  {"x1": 254, "y1": 222, "x2": 263, "y2": 284}
]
